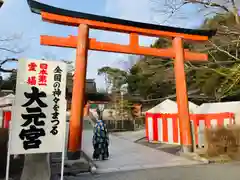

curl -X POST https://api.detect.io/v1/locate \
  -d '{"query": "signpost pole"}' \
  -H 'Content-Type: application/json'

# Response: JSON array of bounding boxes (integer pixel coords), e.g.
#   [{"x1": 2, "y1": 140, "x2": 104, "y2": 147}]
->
[
  {"x1": 60, "y1": 100, "x2": 67, "y2": 180},
  {"x1": 5, "y1": 124, "x2": 11, "y2": 180},
  {"x1": 60, "y1": 105, "x2": 67, "y2": 180}
]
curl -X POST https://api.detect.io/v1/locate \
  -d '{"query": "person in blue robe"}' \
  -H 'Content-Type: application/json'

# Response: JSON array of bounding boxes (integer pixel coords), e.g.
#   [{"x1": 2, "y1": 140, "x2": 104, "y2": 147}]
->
[{"x1": 92, "y1": 119, "x2": 109, "y2": 160}]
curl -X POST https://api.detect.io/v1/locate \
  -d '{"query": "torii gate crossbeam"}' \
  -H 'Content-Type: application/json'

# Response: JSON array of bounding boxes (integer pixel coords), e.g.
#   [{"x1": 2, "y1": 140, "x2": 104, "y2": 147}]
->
[{"x1": 27, "y1": 0, "x2": 216, "y2": 153}]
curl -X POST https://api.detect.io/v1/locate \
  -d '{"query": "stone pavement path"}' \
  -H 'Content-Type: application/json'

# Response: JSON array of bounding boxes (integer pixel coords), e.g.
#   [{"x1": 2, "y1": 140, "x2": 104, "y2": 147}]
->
[
  {"x1": 112, "y1": 129, "x2": 145, "y2": 142},
  {"x1": 67, "y1": 162, "x2": 240, "y2": 180},
  {"x1": 82, "y1": 129, "x2": 200, "y2": 173}
]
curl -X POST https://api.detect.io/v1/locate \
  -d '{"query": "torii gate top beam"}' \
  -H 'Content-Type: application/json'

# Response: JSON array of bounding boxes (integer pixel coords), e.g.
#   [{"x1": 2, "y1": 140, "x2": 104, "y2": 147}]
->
[{"x1": 27, "y1": 0, "x2": 216, "y2": 41}]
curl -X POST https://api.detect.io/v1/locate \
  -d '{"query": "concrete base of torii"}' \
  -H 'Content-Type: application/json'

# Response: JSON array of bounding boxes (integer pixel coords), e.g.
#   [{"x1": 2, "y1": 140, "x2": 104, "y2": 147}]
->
[{"x1": 20, "y1": 153, "x2": 51, "y2": 180}]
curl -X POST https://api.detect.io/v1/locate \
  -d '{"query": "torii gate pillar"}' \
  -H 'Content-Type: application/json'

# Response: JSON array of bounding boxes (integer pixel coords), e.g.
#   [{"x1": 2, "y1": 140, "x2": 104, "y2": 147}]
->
[
  {"x1": 69, "y1": 24, "x2": 89, "y2": 151},
  {"x1": 173, "y1": 37, "x2": 192, "y2": 151}
]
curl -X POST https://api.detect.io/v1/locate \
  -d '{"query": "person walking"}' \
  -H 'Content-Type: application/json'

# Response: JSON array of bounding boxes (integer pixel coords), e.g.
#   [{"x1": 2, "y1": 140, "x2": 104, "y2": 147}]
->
[{"x1": 92, "y1": 118, "x2": 109, "y2": 160}]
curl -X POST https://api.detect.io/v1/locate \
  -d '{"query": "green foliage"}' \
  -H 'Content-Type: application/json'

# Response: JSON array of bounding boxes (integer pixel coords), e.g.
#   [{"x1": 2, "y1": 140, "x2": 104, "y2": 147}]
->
[
  {"x1": 202, "y1": 13, "x2": 237, "y2": 29},
  {"x1": 127, "y1": 57, "x2": 175, "y2": 99},
  {"x1": 194, "y1": 13, "x2": 240, "y2": 101},
  {"x1": 98, "y1": 66, "x2": 127, "y2": 92},
  {"x1": 98, "y1": 13, "x2": 240, "y2": 103},
  {"x1": 1, "y1": 72, "x2": 17, "y2": 92}
]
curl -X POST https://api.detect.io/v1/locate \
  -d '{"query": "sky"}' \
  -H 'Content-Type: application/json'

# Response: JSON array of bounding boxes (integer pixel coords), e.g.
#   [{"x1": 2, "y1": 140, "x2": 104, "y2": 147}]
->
[{"x1": 0, "y1": 0, "x2": 207, "y2": 89}]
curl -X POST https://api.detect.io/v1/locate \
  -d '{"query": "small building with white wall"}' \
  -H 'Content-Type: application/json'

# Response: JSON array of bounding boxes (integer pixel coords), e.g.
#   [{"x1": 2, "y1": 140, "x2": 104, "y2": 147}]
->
[
  {"x1": 147, "y1": 99, "x2": 199, "y2": 114},
  {"x1": 194, "y1": 101, "x2": 240, "y2": 124}
]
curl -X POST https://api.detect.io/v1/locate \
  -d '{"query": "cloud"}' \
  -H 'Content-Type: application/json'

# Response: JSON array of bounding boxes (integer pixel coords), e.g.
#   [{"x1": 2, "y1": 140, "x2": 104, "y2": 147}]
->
[
  {"x1": 88, "y1": 0, "x2": 159, "y2": 89},
  {"x1": 105, "y1": 0, "x2": 153, "y2": 22},
  {"x1": 103, "y1": 0, "x2": 157, "y2": 46}
]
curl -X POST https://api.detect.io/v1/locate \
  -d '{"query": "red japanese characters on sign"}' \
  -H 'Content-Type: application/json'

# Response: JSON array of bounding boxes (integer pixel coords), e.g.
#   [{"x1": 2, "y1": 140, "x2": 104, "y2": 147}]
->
[
  {"x1": 38, "y1": 63, "x2": 48, "y2": 86},
  {"x1": 27, "y1": 62, "x2": 37, "y2": 86},
  {"x1": 27, "y1": 76, "x2": 36, "y2": 86},
  {"x1": 28, "y1": 62, "x2": 37, "y2": 71},
  {"x1": 26, "y1": 62, "x2": 48, "y2": 86}
]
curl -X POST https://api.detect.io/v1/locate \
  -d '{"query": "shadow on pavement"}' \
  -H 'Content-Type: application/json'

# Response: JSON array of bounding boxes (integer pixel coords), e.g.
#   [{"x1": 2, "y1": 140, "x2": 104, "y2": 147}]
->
[{"x1": 136, "y1": 138, "x2": 181, "y2": 156}]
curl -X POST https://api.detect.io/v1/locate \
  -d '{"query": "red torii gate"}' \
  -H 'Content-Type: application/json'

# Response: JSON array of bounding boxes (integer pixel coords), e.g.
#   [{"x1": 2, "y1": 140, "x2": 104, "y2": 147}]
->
[{"x1": 27, "y1": 0, "x2": 216, "y2": 153}]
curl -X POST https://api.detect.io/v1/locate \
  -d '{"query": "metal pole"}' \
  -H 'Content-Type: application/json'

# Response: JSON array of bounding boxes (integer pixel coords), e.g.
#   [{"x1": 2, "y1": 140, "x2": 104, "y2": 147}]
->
[
  {"x1": 173, "y1": 37, "x2": 193, "y2": 153},
  {"x1": 5, "y1": 126, "x2": 11, "y2": 180},
  {"x1": 60, "y1": 100, "x2": 67, "y2": 180},
  {"x1": 121, "y1": 92, "x2": 124, "y2": 129},
  {"x1": 68, "y1": 24, "x2": 89, "y2": 152},
  {"x1": 121, "y1": 92, "x2": 123, "y2": 121}
]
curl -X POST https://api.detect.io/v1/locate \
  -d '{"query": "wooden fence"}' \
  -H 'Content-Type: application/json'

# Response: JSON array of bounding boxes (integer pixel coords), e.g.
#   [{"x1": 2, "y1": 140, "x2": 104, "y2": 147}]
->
[
  {"x1": 104, "y1": 118, "x2": 145, "y2": 132},
  {"x1": 88, "y1": 111, "x2": 145, "y2": 132}
]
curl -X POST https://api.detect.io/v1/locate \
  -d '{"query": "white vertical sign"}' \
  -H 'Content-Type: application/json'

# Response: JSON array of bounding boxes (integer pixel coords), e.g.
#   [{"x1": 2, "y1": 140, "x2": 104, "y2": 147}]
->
[{"x1": 9, "y1": 59, "x2": 67, "y2": 154}]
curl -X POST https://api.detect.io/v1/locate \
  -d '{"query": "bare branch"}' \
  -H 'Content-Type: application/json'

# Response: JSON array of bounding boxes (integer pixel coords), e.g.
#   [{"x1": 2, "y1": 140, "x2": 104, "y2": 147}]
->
[
  {"x1": 0, "y1": 33, "x2": 26, "y2": 57},
  {"x1": 150, "y1": 0, "x2": 187, "y2": 24},
  {"x1": 230, "y1": 0, "x2": 236, "y2": 6},
  {"x1": 0, "y1": 33, "x2": 23, "y2": 41},
  {"x1": 208, "y1": 40, "x2": 240, "y2": 61},
  {"x1": 160, "y1": 3, "x2": 186, "y2": 24},
  {"x1": 0, "y1": 58, "x2": 18, "y2": 73},
  {"x1": 0, "y1": 47, "x2": 24, "y2": 54},
  {"x1": 151, "y1": 0, "x2": 232, "y2": 25},
  {"x1": 185, "y1": 0, "x2": 230, "y2": 12}
]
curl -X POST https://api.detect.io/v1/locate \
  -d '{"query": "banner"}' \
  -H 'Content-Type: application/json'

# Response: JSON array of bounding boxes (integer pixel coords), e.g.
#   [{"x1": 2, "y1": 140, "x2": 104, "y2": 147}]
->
[{"x1": 9, "y1": 59, "x2": 67, "y2": 154}]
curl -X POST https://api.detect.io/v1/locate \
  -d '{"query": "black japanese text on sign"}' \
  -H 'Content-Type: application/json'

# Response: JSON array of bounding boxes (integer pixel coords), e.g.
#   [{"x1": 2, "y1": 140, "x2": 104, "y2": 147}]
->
[{"x1": 51, "y1": 66, "x2": 63, "y2": 135}]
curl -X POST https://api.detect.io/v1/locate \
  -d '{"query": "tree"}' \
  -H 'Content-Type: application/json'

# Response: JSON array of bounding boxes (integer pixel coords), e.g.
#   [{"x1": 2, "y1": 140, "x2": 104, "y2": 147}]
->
[
  {"x1": 97, "y1": 11, "x2": 240, "y2": 104},
  {"x1": 0, "y1": 34, "x2": 25, "y2": 58},
  {"x1": 98, "y1": 66, "x2": 129, "y2": 119},
  {"x1": 125, "y1": 12, "x2": 240, "y2": 103},
  {"x1": 97, "y1": 66, "x2": 128, "y2": 93},
  {"x1": 151, "y1": 0, "x2": 239, "y2": 24},
  {"x1": 0, "y1": 71, "x2": 17, "y2": 92},
  {"x1": 127, "y1": 38, "x2": 177, "y2": 99},
  {"x1": 0, "y1": 34, "x2": 26, "y2": 90},
  {"x1": 186, "y1": 12, "x2": 240, "y2": 101}
]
